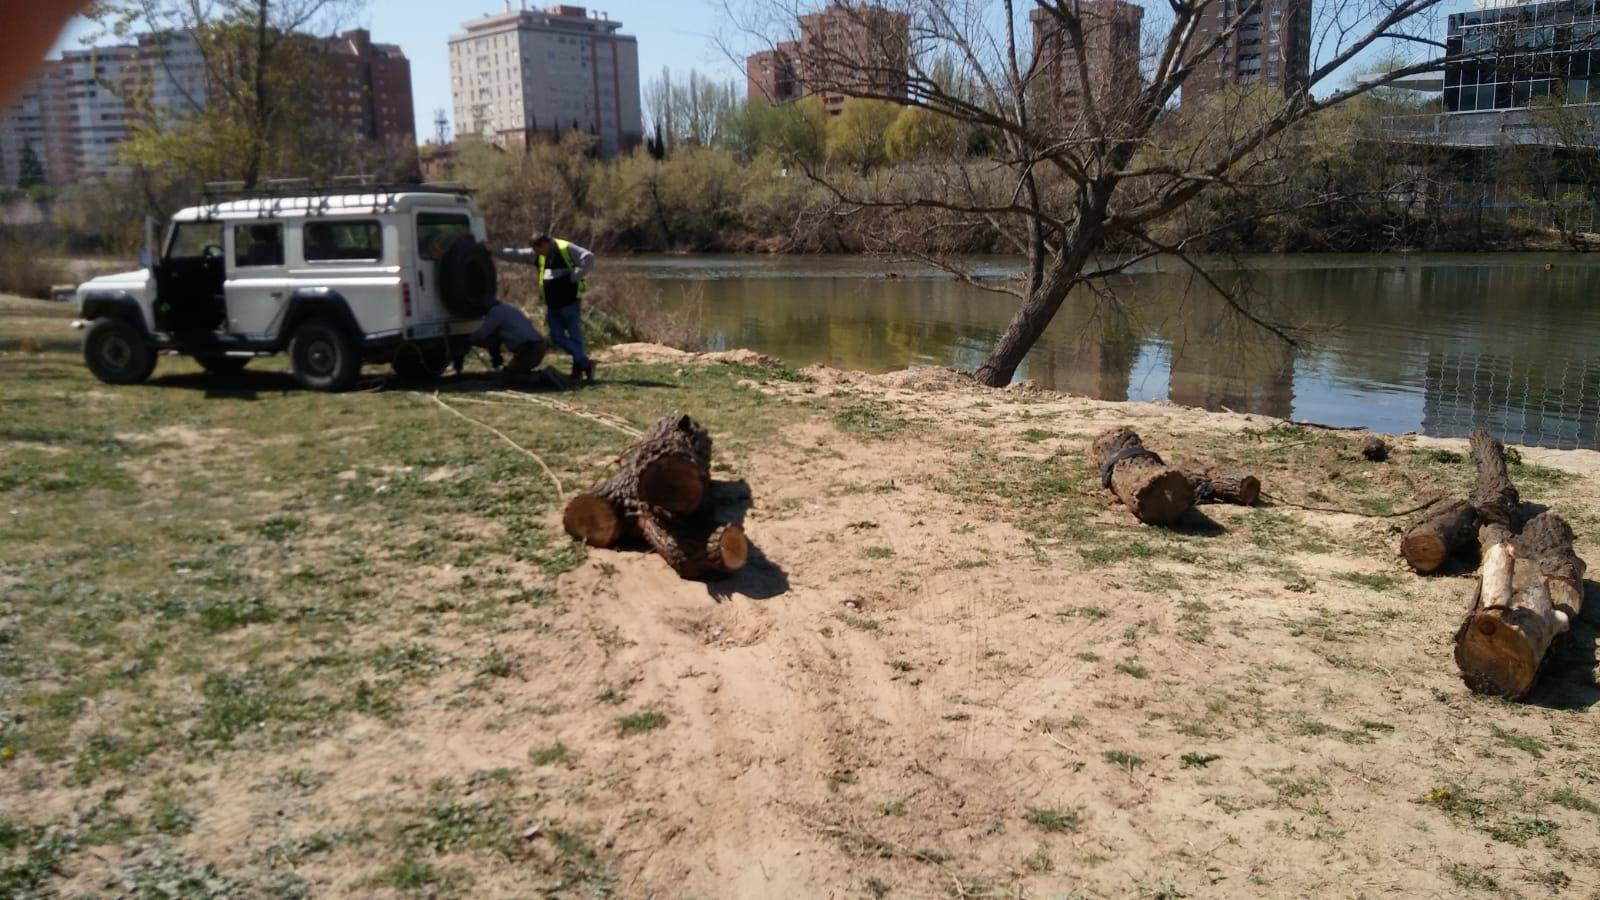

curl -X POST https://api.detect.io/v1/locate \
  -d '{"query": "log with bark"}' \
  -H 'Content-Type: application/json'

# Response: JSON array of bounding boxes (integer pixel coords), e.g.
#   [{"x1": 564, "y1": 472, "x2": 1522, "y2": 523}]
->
[
  {"x1": 1401, "y1": 499, "x2": 1478, "y2": 574},
  {"x1": 562, "y1": 414, "x2": 748, "y2": 579},
  {"x1": 1469, "y1": 429, "x2": 1521, "y2": 528},
  {"x1": 1090, "y1": 428, "x2": 1194, "y2": 525},
  {"x1": 1174, "y1": 459, "x2": 1261, "y2": 507},
  {"x1": 1455, "y1": 542, "x2": 1554, "y2": 698},
  {"x1": 1361, "y1": 436, "x2": 1389, "y2": 462}
]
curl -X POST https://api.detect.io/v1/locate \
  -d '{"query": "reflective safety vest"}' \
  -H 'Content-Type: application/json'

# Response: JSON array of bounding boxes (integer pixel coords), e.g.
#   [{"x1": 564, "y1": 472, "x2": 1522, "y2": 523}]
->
[{"x1": 537, "y1": 238, "x2": 587, "y2": 303}]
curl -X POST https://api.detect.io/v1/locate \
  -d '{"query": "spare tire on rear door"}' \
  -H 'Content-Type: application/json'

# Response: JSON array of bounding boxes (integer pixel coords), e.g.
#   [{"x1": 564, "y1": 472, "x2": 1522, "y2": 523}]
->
[{"x1": 437, "y1": 237, "x2": 497, "y2": 317}]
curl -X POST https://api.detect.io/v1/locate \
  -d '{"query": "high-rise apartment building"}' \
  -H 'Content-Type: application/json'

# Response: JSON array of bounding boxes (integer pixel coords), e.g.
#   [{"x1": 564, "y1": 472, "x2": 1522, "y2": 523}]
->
[
  {"x1": 1444, "y1": 0, "x2": 1600, "y2": 113},
  {"x1": 0, "y1": 28, "x2": 416, "y2": 188},
  {"x1": 1183, "y1": 0, "x2": 1311, "y2": 106},
  {"x1": 1029, "y1": 1, "x2": 1145, "y2": 120},
  {"x1": 449, "y1": 4, "x2": 643, "y2": 158},
  {"x1": 744, "y1": 3, "x2": 910, "y2": 115}
]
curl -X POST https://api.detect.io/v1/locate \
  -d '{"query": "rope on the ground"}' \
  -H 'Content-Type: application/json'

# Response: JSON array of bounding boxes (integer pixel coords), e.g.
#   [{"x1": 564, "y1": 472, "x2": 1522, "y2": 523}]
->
[
  {"x1": 1261, "y1": 492, "x2": 1444, "y2": 519},
  {"x1": 485, "y1": 390, "x2": 645, "y2": 439},
  {"x1": 428, "y1": 393, "x2": 565, "y2": 501}
]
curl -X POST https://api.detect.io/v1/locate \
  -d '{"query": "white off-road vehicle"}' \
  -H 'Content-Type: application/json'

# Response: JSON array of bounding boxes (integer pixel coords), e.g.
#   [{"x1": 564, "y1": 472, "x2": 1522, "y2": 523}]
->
[{"x1": 73, "y1": 180, "x2": 500, "y2": 392}]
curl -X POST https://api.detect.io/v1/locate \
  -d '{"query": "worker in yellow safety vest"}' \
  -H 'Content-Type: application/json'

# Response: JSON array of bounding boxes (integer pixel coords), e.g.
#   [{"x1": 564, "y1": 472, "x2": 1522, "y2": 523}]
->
[{"x1": 493, "y1": 233, "x2": 597, "y2": 384}]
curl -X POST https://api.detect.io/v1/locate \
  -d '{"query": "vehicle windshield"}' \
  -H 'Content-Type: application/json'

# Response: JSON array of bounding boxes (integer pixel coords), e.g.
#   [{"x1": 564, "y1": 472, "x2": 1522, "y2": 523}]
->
[{"x1": 167, "y1": 222, "x2": 223, "y2": 260}]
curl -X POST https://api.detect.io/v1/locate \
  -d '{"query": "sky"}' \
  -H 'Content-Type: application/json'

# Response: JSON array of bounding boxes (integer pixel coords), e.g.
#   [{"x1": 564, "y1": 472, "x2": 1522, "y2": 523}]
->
[
  {"x1": 50, "y1": 0, "x2": 748, "y2": 140},
  {"x1": 50, "y1": 0, "x2": 1476, "y2": 137}
]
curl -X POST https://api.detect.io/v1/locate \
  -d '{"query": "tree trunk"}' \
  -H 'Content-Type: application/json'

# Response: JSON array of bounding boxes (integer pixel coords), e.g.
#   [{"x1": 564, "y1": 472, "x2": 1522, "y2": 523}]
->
[
  {"x1": 974, "y1": 205, "x2": 1103, "y2": 387},
  {"x1": 561, "y1": 414, "x2": 744, "y2": 580},
  {"x1": 1455, "y1": 541, "x2": 1572, "y2": 699},
  {"x1": 1513, "y1": 512, "x2": 1586, "y2": 618},
  {"x1": 639, "y1": 515, "x2": 748, "y2": 579},
  {"x1": 1174, "y1": 460, "x2": 1261, "y2": 506},
  {"x1": 1401, "y1": 499, "x2": 1478, "y2": 574},
  {"x1": 1469, "y1": 429, "x2": 1520, "y2": 527},
  {"x1": 1090, "y1": 428, "x2": 1195, "y2": 525}
]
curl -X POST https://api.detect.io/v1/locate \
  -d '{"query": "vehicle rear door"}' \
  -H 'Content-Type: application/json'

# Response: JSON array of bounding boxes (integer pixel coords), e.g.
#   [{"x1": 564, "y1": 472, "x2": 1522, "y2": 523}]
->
[
  {"x1": 411, "y1": 210, "x2": 478, "y2": 337},
  {"x1": 224, "y1": 221, "x2": 290, "y2": 339}
]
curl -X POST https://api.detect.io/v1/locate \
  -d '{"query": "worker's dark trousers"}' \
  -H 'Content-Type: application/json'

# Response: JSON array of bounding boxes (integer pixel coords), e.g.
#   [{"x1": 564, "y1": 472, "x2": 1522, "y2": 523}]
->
[{"x1": 501, "y1": 339, "x2": 549, "y2": 381}]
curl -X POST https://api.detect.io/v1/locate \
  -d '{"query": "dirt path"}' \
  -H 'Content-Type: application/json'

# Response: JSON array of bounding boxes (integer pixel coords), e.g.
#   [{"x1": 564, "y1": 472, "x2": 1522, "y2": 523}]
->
[{"x1": 2, "y1": 305, "x2": 1597, "y2": 898}]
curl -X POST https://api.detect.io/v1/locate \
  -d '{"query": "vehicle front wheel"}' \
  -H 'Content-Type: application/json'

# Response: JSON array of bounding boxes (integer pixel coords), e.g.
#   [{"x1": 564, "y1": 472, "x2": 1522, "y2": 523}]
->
[
  {"x1": 197, "y1": 355, "x2": 250, "y2": 376},
  {"x1": 289, "y1": 320, "x2": 360, "y2": 392},
  {"x1": 84, "y1": 318, "x2": 156, "y2": 385}
]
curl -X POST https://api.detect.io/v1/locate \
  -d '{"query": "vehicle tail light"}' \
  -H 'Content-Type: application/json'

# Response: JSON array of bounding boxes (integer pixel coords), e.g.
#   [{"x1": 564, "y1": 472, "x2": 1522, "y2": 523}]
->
[{"x1": 401, "y1": 283, "x2": 412, "y2": 318}]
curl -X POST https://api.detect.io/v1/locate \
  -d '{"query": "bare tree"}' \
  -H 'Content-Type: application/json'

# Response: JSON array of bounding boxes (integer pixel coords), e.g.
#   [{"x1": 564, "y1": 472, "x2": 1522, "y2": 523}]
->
[
  {"x1": 728, "y1": 0, "x2": 1480, "y2": 386},
  {"x1": 644, "y1": 67, "x2": 742, "y2": 152},
  {"x1": 93, "y1": 0, "x2": 366, "y2": 188}
]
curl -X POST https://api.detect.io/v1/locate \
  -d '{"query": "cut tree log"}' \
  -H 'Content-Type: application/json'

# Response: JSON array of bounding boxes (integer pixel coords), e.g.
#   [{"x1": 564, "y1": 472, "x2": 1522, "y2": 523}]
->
[
  {"x1": 1455, "y1": 541, "x2": 1571, "y2": 698},
  {"x1": 561, "y1": 413, "x2": 747, "y2": 580},
  {"x1": 1514, "y1": 512, "x2": 1586, "y2": 618},
  {"x1": 639, "y1": 515, "x2": 749, "y2": 579},
  {"x1": 1174, "y1": 459, "x2": 1261, "y2": 506},
  {"x1": 1469, "y1": 429, "x2": 1520, "y2": 527},
  {"x1": 1090, "y1": 428, "x2": 1194, "y2": 525},
  {"x1": 1401, "y1": 499, "x2": 1477, "y2": 574},
  {"x1": 1361, "y1": 436, "x2": 1389, "y2": 462}
]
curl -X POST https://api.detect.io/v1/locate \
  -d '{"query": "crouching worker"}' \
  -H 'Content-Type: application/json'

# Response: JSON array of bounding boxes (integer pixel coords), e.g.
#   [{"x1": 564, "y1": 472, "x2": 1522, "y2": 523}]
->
[
  {"x1": 463, "y1": 300, "x2": 550, "y2": 384},
  {"x1": 493, "y1": 234, "x2": 596, "y2": 384}
]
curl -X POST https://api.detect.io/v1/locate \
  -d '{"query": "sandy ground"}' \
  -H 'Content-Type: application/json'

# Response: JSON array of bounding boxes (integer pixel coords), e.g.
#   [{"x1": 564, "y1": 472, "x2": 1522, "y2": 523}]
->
[{"x1": 5, "y1": 314, "x2": 1599, "y2": 898}]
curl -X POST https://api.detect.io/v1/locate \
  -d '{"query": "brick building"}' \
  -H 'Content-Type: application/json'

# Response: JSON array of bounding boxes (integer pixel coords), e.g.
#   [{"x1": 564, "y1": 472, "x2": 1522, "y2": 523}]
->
[
  {"x1": 1029, "y1": 1, "x2": 1145, "y2": 121},
  {"x1": 745, "y1": 3, "x2": 910, "y2": 115},
  {"x1": 1182, "y1": 0, "x2": 1311, "y2": 106},
  {"x1": 314, "y1": 30, "x2": 418, "y2": 146}
]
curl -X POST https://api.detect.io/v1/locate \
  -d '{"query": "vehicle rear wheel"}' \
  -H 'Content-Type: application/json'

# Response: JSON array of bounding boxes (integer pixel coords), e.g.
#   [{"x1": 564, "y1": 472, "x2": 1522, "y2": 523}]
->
[
  {"x1": 197, "y1": 355, "x2": 249, "y2": 376},
  {"x1": 289, "y1": 319, "x2": 360, "y2": 392},
  {"x1": 437, "y1": 237, "x2": 497, "y2": 317},
  {"x1": 391, "y1": 341, "x2": 449, "y2": 383},
  {"x1": 84, "y1": 318, "x2": 156, "y2": 385}
]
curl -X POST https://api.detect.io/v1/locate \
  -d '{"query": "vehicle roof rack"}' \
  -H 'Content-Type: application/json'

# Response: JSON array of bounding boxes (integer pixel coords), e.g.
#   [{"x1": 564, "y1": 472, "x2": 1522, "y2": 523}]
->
[{"x1": 200, "y1": 178, "x2": 474, "y2": 203}]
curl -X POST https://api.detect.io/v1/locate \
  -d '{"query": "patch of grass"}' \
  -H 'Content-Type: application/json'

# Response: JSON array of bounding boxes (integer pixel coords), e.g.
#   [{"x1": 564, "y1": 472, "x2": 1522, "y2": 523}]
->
[
  {"x1": 595, "y1": 687, "x2": 627, "y2": 706},
  {"x1": 1114, "y1": 660, "x2": 1149, "y2": 679},
  {"x1": 1104, "y1": 749, "x2": 1145, "y2": 768},
  {"x1": 1057, "y1": 605, "x2": 1110, "y2": 620},
  {"x1": 531, "y1": 743, "x2": 572, "y2": 766},
  {"x1": 1487, "y1": 817, "x2": 1559, "y2": 846},
  {"x1": 1075, "y1": 651, "x2": 1101, "y2": 662},
  {"x1": 1024, "y1": 807, "x2": 1079, "y2": 833},
  {"x1": 385, "y1": 858, "x2": 438, "y2": 889},
  {"x1": 1180, "y1": 752, "x2": 1221, "y2": 769},
  {"x1": 616, "y1": 711, "x2": 668, "y2": 736},
  {"x1": 1489, "y1": 724, "x2": 1547, "y2": 758},
  {"x1": 476, "y1": 649, "x2": 516, "y2": 678},
  {"x1": 1442, "y1": 863, "x2": 1499, "y2": 891},
  {"x1": 1021, "y1": 428, "x2": 1055, "y2": 443},
  {"x1": 837, "y1": 613, "x2": 881, "y2": 632},
  {"x1": 1422, "y1": 786, "x2": 1490, "y2": 818},
  {"x1": 1269, "y1": 776, "x2": 1327, "y2": 800},
  {"x1": 832, "y1": 403, "x2": 912, "y2": 439},
  {"x1": 404, "y1": 800, "x2": 511, "y2": 853},
  {"x1": 255, "y1": 516, "x2": 304, "y2": 542},
  {"x1": 150, "y1": 802, "x2": 197, "y2": 836},
  {"x1": 1336, "y1": 571, "x2": 1400, "y2": 591},
  {"x1": 1550, "y1": 787, "x2": 1600, "y2": 814},
  {"x1": 862, "y1": 545, "x2": 895, "y2": 560}
]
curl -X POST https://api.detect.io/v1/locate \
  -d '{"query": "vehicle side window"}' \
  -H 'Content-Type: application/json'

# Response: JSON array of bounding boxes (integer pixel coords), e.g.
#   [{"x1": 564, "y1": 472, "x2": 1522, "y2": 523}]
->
[
  {"x1": 304, "y1": 221, "x2": 384, "y2": 262},
  {"x1": 417, "y1": 213, "x2": 472, "y2": 261},
  {"x1": 167, "y1": 222, "x2": 223, "y2": 260},
  {"x1": 234, "y1": 223, "x2": 285, "y2": 268}
]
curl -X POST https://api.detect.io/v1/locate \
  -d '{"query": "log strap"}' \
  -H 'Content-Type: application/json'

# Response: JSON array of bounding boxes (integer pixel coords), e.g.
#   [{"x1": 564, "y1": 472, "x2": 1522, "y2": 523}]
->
[{"x1": 1101, "y1": 447, "x2": 1163, "y2": 489}]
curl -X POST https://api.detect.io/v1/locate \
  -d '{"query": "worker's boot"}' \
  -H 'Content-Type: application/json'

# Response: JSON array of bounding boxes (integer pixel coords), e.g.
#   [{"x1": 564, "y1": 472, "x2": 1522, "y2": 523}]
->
[
  {"x1": 583, "y1": 360, "x2": 597, "y2": 384},
  {"x1": 569, "y1": 361, "x2": 582, "y2": 385}
]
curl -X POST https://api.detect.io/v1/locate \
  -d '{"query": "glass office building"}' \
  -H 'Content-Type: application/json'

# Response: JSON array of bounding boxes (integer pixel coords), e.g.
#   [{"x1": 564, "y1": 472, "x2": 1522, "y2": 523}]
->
[{"x1": 1444, "y1": 0, "x2": 1600, "y2": 112}]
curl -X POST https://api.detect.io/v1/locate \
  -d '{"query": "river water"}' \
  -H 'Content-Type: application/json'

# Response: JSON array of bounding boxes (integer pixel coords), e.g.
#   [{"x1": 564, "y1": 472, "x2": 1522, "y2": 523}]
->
[{"x1": 616, "y1": 253, "x2": 1600, "y2": 450}]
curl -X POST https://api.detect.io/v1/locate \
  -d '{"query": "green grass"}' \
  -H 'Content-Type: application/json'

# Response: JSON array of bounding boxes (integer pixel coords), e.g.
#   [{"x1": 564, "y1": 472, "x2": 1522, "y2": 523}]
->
[
  {"x1": 1024, "y1": 807, "x2": 1079, "y2": 833},
  {"x1": 616, "y1": 711, "x2": 668, "y2": 736},
  {"x1": 1114, "y1": 660, "x2": 1149, "y2": 679},
  {"x1": 1336, "y1": 571, "x2": 1400, "y2": 591},
  {"x1": 1103, "y1": 750, "x2": 1145, "y2": 768},
  {"x1": 531, "y1": 743, "x2": 572, "y2": 766},
  {"x1": 1489, "y1": 724, "x2": 1547, "y2": 758},
  {"x1": 1180, "y1": 752, "x2": 1221, "y2": 769},
  {"x1": 1550, "y1": 787, "x2": 1600, "y2": 814}
]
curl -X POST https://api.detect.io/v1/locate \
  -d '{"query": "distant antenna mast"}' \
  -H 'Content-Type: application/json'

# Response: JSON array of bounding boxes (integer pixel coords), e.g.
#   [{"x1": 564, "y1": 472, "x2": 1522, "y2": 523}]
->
[{"x1": 433, "y1": 108, "x2": 450, "y2": 144}]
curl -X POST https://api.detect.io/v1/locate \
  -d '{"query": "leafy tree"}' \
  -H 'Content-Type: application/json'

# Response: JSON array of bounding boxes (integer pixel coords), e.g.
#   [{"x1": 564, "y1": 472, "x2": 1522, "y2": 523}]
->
[
  {"x1": 719, "y1": 96, "x2": 828, "y2": 166},
  {"x1": 884, "y1": 106, "x2": 962, "y2": 164},
  {"x1": 825, "y1": 98, "x2": 900, "y2": 173},
  {"x1": 16, "y1": 141, "x2": 46, "y2": 189}
]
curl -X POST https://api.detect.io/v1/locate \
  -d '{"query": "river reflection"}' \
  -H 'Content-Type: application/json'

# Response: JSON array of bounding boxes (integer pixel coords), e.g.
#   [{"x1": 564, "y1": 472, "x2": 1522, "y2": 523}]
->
[{"x1": 618, "y1": 254, "x2": 1600, "y2": 450}]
